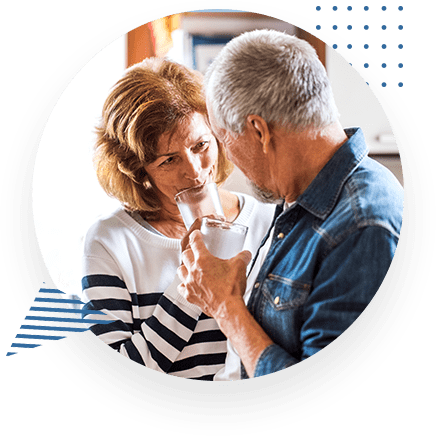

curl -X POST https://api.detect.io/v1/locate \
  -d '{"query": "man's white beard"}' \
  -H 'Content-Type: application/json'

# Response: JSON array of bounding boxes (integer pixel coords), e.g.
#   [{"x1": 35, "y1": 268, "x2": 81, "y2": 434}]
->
[{"x1": 248, "y1": 180, "x2": 282, "y2": 204}]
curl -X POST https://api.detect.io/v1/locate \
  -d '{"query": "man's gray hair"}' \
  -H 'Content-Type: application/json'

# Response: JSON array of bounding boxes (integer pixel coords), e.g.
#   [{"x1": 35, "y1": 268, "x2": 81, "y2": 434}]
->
[{"x1": 205, "y1": 29, "x2": 339, "y2": 135}]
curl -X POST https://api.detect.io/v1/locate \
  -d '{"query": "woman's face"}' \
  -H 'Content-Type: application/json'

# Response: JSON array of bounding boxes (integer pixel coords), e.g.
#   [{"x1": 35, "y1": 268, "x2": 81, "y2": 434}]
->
[{"x1": 145, "y1": 112, "x2": 218, "y2": 211}]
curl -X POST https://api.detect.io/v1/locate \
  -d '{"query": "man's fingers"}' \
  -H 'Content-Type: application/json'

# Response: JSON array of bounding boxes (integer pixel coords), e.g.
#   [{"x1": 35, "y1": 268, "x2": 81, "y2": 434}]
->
[
  {"x1": 235, "y1": 250, "x2": 252, "y2": 268},
  {"x1": 181, "y1": 218, "x2": 202, "y2": 252},
  {"x1": 177, "y1": 282, "x2": 194, "y2": 305},
  {"x1": 204, "y1": 213, "x2": 226, "y2": 222},
  {"x1": 188, "y1": 230, "x2": 209, "y2": 258},
  {"x1": 181, "y1": 247, "x2": 195, "y2": 269},
  {"x1": 177, "y1": 264, "x2": 188, "y2": 282}
]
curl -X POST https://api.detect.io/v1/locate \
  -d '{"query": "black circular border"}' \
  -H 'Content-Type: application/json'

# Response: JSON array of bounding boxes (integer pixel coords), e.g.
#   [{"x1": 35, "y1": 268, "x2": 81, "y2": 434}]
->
[{"x1": 2, "y1": 2, "x2": 436, "y2": 434}]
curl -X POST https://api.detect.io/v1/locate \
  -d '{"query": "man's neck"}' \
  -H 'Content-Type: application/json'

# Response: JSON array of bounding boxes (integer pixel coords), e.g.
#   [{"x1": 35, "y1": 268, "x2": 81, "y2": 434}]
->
[{"x1": 271, "y1": 121, "x2": 348, "y2": 203}]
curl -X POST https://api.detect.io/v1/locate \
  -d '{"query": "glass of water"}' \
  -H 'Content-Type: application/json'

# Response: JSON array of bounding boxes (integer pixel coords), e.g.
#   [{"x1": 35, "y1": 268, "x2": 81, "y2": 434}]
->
[
  {"x1": 200, "y1": 217, "x2": 248, "y2": 259},
  {"x1": 175, "y1": 182, "x2": 225, "y2": 230}
]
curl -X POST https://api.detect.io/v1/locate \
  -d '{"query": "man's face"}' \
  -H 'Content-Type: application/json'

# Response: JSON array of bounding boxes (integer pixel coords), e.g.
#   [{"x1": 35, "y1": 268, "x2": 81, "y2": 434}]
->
[
  {"x1": 206, "y1": 102, "x2": 247, "y2": 172},
  {"x1": 206, "y1": 100, "x2": 280, "y2": 204},
  {"x1": 248, "y1": 180, "x2": 281, "y2": 204}
]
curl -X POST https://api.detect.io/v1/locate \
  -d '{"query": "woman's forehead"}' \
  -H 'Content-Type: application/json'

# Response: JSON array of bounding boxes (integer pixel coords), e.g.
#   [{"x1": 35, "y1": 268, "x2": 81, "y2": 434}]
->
[{"x1": 156, "y1": 113, "x2": 212, "y2": 154}]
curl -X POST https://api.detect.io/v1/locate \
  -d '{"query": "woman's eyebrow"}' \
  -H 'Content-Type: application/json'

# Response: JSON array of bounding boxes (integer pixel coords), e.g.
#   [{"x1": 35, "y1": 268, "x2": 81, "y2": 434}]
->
[
  {"x1": 154, "y1": 151, "x2": 179, "y2": 160},
  {"x1": 154, "y1": 134, "x2": 211, "y2": 160}
]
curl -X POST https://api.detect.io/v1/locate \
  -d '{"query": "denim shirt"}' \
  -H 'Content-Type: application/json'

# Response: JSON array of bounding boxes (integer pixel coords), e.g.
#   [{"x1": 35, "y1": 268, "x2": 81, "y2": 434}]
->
[{"x1": 243, "y1": 128, "x2": 403, "y2": 378}]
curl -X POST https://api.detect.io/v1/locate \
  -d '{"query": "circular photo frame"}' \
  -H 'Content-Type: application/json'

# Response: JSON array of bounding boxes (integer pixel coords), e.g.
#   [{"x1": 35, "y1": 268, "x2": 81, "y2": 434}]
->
[{"x1": 2, "y1": 5, "x2": 435, "y2": 434}]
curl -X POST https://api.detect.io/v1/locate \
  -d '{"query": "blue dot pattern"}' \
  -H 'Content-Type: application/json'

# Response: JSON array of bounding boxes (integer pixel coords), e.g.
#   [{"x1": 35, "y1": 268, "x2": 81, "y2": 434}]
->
[{"x1": 315, "y1": 2, "x2": 404, "y2": 88}]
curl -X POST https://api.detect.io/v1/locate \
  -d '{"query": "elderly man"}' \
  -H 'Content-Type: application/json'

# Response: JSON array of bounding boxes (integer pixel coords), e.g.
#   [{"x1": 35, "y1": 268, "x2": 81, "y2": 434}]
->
[{"x1": 178, "y1": 30, "x2": 403, "y2": 379}]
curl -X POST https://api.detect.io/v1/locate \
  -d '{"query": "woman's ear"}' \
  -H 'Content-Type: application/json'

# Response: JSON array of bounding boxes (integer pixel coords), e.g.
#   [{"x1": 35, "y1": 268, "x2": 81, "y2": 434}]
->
[{"x1": 246, "y1": 115, "x2": 271, "y2": 154}]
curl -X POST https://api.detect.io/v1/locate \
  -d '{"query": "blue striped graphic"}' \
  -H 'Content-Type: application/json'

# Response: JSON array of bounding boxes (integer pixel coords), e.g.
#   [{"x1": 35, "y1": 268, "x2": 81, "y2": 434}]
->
[
  {"x1": 29, "y1": 307, "x2": 102, "y2": 315},
  {"x1": 35, "y1": 297, "x2": 85, "y2": 304},
  {"x1": 7, "y1": 286, "x2": 111, "y2": 357},
  {"x1": 20, "y1": 325, "x2": 88, "y2": 332},
  {"x1": 24, "y1": 315, "x2": 112, "y2": 324},
  {"x1": 11, "y1": 343, "x2": 41, "y2": 349},
  {"x1": 16, "y1": 334, "x2": 66, "y2": 340},
  {"x1": 39, "y1": 288, "x2": 64, "y2": 293}
]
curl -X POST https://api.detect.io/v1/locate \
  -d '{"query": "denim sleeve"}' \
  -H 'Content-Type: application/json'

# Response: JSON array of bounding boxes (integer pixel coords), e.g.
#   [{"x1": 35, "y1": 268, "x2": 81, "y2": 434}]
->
[{"x1": 253, "y1": 225, "x2": 399, "y2": 377}]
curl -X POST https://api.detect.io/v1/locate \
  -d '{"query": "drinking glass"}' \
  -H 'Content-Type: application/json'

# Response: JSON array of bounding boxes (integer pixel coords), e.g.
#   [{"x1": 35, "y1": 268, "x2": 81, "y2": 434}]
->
[
  {"x1": 175, "y1": 182, "x2": 225, "y2": 230},
  {"x1": 200, "y1": 217, "x2": 248, "y2": 259}
]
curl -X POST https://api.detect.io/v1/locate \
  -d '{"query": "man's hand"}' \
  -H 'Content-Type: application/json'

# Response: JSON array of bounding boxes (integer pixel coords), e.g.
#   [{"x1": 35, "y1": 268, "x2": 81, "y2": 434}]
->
[
  {"x1": 180, "y1": 217, "x2": 202, "y2": 253},
  {"x1": 177, "y1": 229, "x2": 251, "y2": 320},
  {"x1": 178, "y1": 228, "x2": 274, "y2": 377}
]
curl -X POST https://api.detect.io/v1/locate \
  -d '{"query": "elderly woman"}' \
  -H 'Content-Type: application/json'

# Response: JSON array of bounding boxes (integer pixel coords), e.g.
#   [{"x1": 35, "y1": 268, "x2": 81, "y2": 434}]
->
[{"x1": 81, "y1": 58, "x2": 275, "y2": 380}]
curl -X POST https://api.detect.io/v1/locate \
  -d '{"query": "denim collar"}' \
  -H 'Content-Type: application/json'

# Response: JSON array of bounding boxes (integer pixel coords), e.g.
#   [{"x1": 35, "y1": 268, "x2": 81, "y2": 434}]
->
[{"x1": 295, "y1": 127, "x2": 368, "y2": 220}]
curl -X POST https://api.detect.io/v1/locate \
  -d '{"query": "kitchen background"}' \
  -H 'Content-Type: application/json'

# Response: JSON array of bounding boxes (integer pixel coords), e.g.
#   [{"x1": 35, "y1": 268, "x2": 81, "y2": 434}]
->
[{"x1": 32, "y1": 10, "x2": 403, "y2": 297}]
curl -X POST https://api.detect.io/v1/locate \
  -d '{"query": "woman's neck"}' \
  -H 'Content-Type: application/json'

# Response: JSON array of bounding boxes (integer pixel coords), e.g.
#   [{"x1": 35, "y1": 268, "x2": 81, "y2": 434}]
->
[
  {"x1": 144, "y1": 206, "x2": 187, "y2": 239},
  {"x1": 219, "y1": 190, "x2": 240, "y2": 223}
]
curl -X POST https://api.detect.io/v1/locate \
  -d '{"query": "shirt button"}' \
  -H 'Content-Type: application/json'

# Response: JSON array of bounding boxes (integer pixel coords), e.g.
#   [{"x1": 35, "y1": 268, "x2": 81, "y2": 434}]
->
[
  {"x1": 277, "y1": 232, "x2": 285, "y2": 239},
  {"x1": 274, "y1": 296, "x2": 280, "y2": 305},
  {"x1": 254, "y1": 282, "x2": 260, "y2": 289}
]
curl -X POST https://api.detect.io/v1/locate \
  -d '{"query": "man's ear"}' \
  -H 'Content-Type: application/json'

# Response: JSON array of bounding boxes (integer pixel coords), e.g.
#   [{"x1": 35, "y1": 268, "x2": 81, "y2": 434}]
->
[{"x1": 246, "y1": 115, "x2": 271, "y2": 154}]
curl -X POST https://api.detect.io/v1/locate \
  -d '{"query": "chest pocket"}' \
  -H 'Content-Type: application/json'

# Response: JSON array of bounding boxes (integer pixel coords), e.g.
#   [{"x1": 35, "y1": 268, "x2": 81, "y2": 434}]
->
[{"x1": 261, "y1": 274, "x2": 311, "y2": 310}]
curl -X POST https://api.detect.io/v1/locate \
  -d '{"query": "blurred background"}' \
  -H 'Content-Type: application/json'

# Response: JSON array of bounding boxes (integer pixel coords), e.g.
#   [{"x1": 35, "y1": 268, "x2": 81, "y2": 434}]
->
[{"x1": 32, "y1": 10, "x2": 403, "y2": 297}]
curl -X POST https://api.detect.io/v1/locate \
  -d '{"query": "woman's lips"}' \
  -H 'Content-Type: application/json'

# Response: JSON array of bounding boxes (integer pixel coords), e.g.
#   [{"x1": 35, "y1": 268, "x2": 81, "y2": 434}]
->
[
  {"x1": 177, "y1": 182, "x2": 206, "y2": 195},
  {"x1": 177, "y1": 172, "x2": 214, "y2": 194}
]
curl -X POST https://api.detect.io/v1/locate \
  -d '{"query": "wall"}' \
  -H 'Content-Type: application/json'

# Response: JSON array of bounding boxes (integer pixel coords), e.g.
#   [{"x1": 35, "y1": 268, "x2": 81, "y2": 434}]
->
[{"x1": 326, "y1": 45, "x2": 403, "y2": 184}]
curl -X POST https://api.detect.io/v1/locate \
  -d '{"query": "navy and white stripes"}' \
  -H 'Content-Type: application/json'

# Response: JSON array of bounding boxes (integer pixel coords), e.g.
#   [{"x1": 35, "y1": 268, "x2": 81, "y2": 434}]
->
[{"x1": 81, "y1": 273, "x2": 227, "y2": 379}]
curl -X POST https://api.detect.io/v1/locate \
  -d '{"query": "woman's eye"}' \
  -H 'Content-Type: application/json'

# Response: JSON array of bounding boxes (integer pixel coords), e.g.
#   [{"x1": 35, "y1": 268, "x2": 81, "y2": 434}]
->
[
  {"x1": 194, "y1": 141, "x2": 208, "y2": 151},
  {"x1": 159, "y1": 156, "x2": 175, "y2": 167}
]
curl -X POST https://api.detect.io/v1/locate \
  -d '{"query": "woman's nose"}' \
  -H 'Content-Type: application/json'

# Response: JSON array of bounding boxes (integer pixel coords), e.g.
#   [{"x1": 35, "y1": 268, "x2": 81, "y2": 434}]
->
[{"x1": 183, "y1": 155, "x2": 202, "y2": 180}]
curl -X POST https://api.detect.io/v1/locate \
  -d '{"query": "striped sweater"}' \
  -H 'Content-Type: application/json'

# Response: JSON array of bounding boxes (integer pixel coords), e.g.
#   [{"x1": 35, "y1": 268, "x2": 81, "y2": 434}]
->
[{"x1": 81, "y1": 193, "x2": 275, "y2": 380}]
